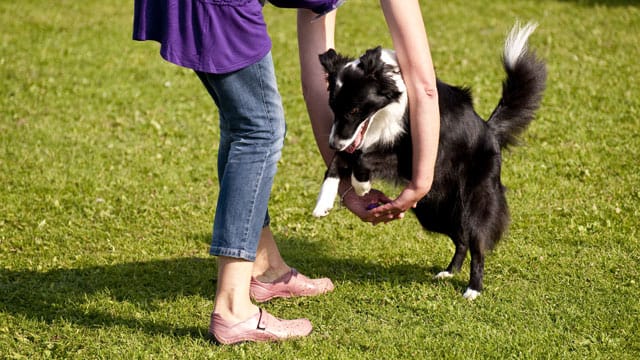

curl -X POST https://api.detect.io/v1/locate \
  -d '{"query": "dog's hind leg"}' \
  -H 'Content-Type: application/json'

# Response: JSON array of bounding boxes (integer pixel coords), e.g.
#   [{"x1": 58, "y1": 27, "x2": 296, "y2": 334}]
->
[
  {"x1": 462, "y1": 183, "x2": 508, "y2": 299},
  {"x1": 463, "y1": 239, "x2": 485, "y2": 300}
]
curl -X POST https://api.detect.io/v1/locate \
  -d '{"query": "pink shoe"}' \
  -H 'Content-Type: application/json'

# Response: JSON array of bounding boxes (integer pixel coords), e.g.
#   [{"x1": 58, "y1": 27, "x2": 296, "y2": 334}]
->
[
  {"x1": 209, "y1": 308, "x2": 312, "y2": 345},
  {"x1": 250, "y1": 268, "x2": 335, "y2": 303}
]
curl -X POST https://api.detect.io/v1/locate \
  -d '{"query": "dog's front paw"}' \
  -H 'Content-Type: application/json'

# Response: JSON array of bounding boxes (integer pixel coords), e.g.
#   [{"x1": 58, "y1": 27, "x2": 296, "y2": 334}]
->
[
  {"x1": 351, "y1": 175, "x2": 371, "y2": 196},
  {"x1": 312, "y1": 204, "x2": 332, "y2": 217},
  {"x1": 313, "y1": 177, "x2": 339, "y2": 217},
  {"x1": 462, "y1": 288, "x2": 481, "y2": 300},
  {"x1": 354, "y1": 184, "x2": 371, "y2": 196},
  {"x1": 312, "y1": 196, "x2": 334, "y2": 217}
]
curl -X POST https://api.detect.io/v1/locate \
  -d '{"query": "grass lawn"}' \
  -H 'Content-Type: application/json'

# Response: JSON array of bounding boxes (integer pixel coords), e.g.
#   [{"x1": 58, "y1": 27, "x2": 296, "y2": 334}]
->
[{"x1": 1, "y1": 0, "x2": 639, "y2": 358}]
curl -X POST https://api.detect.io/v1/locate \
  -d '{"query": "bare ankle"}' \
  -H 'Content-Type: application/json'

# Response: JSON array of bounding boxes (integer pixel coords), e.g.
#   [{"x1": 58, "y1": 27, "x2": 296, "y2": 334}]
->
[
  {"x1": 213, "y1": 302, "x2": 260, "y2": 324},
  {"x1": 253, "y1": 266, "x2": 291, "y2": 283}
]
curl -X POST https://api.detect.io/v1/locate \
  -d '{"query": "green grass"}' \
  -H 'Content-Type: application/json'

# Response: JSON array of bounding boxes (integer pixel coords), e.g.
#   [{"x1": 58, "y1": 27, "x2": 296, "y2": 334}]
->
[{"x1": 1, "y1": 0, "x2": 639, "y2": 358}]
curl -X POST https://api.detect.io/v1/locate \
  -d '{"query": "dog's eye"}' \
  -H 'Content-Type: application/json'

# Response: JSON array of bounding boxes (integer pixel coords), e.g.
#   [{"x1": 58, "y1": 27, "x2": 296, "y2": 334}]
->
[{"x1": 348, "y1": 108, "x2": 360, "y2": 115}]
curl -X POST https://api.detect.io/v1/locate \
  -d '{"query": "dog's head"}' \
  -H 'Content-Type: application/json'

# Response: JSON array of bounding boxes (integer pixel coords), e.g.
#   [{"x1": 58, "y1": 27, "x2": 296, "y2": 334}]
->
[{"x1": 319, "y1": 47, "x2": 406, "y2": 153}]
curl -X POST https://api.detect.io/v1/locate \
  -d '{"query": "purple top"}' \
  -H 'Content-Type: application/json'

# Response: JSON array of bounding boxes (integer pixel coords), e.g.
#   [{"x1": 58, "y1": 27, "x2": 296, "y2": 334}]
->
[
  {"x1": 133, "y1": 0, "x2": 343, "y2": 74},
  {"x1": 133, "y1": 0, "x2": 269, "y2": 74}
]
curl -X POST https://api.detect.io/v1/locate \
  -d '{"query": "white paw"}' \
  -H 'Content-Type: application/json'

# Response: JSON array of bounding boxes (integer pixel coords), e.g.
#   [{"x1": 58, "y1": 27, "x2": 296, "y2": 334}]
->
[
  {"x1": 313, "y1": 177, "x2": 339, "y2": 217},
  {"x1": 312, "y1": 205, "x2": 332, "y2": 217},
  {"x1": 351, "y1": 175, "x2": 371, "y2": 196},
  {"x1": 434, "y1": 271, "x2": 454, "y2": 279},
  {"x1": 462, "y1": 288, "x2": 481, "y2": 300}
]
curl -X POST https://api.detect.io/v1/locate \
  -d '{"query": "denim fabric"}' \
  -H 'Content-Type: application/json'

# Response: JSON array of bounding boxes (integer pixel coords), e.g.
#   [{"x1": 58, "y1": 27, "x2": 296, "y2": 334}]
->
[{"x1": 196, "y1": 52, "x2": 285, "y2": 261}]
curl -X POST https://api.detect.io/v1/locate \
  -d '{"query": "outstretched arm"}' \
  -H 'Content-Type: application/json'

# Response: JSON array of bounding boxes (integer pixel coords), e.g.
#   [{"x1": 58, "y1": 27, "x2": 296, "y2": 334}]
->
[
  {"x1": 297, "y1": 9, "x2": 336, "y2": 167},
  {"x1": 370, "y1": 0, "x2": 440, "y2": 222}
]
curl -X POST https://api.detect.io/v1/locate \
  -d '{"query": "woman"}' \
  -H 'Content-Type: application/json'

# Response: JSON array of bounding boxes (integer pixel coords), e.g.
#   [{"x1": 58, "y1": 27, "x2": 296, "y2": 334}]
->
[{"x1": 133, "y1": 0, "x2": 439, "y2": 345}]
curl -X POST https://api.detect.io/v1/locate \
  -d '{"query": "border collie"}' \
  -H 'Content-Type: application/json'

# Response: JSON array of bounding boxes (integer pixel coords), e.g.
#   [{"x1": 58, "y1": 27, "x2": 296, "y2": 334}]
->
[{"x1": 312, "y1": 23, "x2": 547, "y2": 299}]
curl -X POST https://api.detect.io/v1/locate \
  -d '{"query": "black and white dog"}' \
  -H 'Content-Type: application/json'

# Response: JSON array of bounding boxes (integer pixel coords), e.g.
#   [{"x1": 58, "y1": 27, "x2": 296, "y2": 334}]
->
[{"x1": 312, "y1": 23, "x2": 546, "y2": 299}]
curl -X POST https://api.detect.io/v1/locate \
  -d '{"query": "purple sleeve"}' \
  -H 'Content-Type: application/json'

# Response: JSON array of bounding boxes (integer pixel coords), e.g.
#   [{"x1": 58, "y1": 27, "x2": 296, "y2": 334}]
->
[{"x1": 266, "y1": 0, "x2": 342, "y2": 14}]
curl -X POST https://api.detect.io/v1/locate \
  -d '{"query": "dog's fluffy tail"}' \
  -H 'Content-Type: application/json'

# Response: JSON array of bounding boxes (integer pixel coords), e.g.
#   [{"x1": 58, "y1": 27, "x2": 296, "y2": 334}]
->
[{"x1": 488, "y1": 22, "x2": 547, "y2": 149}]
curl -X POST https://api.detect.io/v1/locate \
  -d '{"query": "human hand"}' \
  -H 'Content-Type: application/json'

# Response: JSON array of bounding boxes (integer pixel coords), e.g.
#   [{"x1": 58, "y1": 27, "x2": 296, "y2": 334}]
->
[
  {"x1": 340, "y1": 188, "x2": 394, "y2": 225},
  {"x1": 368, "y1": 181, "x2": 430, "y2": 223}
]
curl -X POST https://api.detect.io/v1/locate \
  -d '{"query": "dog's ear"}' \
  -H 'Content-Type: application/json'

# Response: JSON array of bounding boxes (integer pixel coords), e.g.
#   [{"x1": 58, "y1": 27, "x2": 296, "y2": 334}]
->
[
  {"x1": 359, "y1": 46, "x2": 384, "y2": 77},
  {"x1": 319, "y1": 49, "x2": 353, "y2": 92},
  {"x1": 319, "y1": 49, "x2": 338, "y2": 74},
  {"x1": 319, "y1": 49, "x2": 350, "y2": 75}
]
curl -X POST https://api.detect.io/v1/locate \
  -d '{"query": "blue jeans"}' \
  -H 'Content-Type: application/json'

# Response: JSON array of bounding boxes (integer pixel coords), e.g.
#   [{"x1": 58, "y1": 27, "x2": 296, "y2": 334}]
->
[{"x1": 196, "y1": 52, "x2": 286, "y2": 262}]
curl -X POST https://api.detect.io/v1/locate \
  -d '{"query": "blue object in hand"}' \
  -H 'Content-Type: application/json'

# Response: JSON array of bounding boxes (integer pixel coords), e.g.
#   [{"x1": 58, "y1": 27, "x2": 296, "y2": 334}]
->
[{"x1": 366, "y1": 203, "x2": 381, "y2": 211}]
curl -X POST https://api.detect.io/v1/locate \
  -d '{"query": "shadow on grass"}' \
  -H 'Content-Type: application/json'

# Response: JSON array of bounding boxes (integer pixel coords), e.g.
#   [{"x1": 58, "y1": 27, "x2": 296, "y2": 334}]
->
[
  {"x1": 0, "y1": 235, "x2": 452, "y2": 338},
  {"x1": 0, "y1": 257, "x2": 216, "y2": 339},
  {"x1": 276, "y1": 235, "x2": 449, "y2": 286}
]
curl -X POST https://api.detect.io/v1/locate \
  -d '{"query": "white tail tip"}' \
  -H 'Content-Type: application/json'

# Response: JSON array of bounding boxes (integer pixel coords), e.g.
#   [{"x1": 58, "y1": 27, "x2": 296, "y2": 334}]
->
[{"x1": 504, "y1": 21, "x2": 538, "y2": 69}]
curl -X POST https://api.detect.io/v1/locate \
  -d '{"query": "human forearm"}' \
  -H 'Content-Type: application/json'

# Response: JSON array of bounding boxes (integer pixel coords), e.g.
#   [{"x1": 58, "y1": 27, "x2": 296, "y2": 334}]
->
[
  {"x1": 407, "y1": 86, "x2": 439, "y2": 193},
  {"x1": 381, "y1": 0, "x2": 439, "y2": 197},
  {"x1": 297, "y1": 9, "x2": 336, "y2": 166}
]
